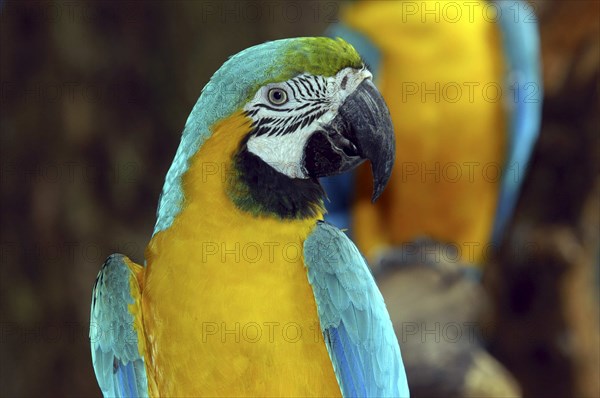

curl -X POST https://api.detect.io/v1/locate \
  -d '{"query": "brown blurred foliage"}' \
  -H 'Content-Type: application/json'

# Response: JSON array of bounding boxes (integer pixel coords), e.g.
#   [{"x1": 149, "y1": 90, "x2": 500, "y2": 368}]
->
[{"x1": 0, "y1": 1, "x2": 598, "y2": 397}]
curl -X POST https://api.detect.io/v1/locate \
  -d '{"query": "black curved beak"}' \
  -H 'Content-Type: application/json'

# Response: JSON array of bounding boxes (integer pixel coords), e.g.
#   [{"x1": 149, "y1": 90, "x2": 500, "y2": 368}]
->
[{"x1": 302, "y1": 79, "x2": 395, "y2": 202}]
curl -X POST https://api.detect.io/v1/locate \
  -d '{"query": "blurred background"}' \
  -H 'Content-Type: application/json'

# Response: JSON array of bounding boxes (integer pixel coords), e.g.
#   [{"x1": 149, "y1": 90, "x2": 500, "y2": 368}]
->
[{"x1": 0, "y1": 1, "x2": 598, "y2": 397}]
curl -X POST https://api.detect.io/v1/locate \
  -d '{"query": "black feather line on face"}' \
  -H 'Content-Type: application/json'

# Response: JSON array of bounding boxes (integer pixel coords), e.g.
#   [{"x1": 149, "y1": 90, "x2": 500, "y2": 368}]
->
[
  {"x1": 247, "y1": 107, "x2": 327, "y2": 138},
  {"x1": 227, "y1": 135, "x2": 325, "y2": 220}
]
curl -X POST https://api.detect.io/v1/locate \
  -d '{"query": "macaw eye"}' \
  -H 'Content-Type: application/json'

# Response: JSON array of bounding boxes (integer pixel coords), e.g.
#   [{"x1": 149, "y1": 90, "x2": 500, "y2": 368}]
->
[{"x1": 267, "y1": 88, "x2": 288, "y2": 105}]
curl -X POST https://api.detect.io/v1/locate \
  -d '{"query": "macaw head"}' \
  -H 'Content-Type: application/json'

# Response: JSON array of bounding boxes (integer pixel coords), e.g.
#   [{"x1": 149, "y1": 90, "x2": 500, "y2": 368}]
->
[{"x1": 156, "y1": 37, "x2": 395, "y2": 231}]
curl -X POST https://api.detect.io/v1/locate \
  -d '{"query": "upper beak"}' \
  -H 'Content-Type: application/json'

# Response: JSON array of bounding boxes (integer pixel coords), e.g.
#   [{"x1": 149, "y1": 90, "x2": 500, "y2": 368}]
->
[{"x1": 302, "y1": 79, "x2": 395, "y2": 202}]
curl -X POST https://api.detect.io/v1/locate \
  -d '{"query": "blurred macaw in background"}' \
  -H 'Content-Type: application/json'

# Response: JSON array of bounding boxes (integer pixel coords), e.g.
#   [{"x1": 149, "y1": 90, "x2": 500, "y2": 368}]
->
[
  {"x1": 322, "y1": 0, "x2": 542, "y2": 266},
  {"x1": 90, "y1": 38, "x2": 409, "y2": 397},
  {"x1": 321, "y1": 1, "x2": 542, "y2": 397}
]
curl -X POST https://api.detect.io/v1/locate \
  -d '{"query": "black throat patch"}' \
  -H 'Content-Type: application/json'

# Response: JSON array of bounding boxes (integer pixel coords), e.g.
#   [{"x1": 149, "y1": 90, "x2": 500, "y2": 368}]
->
[{"x1": 228, "y1": 137, "x2": 325, "y2": 220}]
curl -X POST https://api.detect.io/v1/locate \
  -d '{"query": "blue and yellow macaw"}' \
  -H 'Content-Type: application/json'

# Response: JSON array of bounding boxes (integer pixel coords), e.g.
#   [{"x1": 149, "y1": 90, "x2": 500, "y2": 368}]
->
[
  {"x1": 322, "y1": 0, "x2": 542, "y2": 265},
  {"x1": 89, "y1": 37, "x2": 409, "y2": 397}
]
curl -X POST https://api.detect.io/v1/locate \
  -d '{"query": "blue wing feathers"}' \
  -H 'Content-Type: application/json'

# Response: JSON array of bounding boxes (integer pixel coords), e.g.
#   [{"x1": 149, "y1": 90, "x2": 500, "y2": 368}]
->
[
  {"x1": 492, "y1": 0, "x2": 543, "y2": 244},
  {"x1": 116, "y1": 361, "x2": 140, "y2": 397},
  {"x1": 304, "y1": 222, "x2": 409, "y2": 397},
  {"x1": 90, "y1": 254, "x2": 149, "y2": 398},
  {"x1": 329, "y1": 325, "x2": 369, "y2": 397}
]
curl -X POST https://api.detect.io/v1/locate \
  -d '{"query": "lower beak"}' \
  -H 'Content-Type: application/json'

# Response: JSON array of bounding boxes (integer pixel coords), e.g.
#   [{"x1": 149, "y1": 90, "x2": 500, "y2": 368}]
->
[{"x1": 302, "y1": 79, "x2": 395, "y2": 202}]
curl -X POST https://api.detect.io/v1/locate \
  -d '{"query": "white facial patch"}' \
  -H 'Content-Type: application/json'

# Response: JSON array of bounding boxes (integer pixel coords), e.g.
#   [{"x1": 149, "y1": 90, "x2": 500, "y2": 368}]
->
[{"x1": 243, "y1": 67, "x2": 372, "y2": 179}]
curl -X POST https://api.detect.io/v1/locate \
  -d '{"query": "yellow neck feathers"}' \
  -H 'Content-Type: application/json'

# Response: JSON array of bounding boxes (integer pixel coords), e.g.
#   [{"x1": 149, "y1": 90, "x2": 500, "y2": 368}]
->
[{"x1": 141, "y1": 111, "x2": 339, "y2": 396}]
